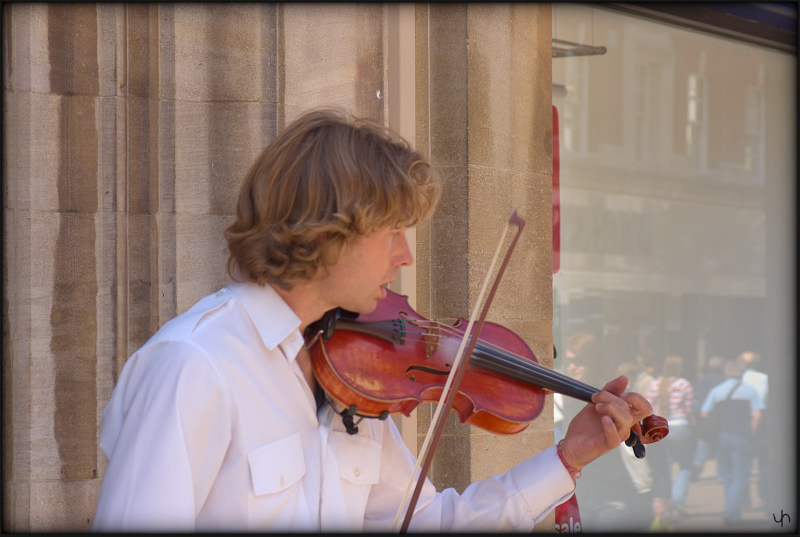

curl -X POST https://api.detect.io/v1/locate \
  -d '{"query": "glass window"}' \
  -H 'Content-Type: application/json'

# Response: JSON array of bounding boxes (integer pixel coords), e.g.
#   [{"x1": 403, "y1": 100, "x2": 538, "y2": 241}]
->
[{"x1": 552, "y1": 4, "x2": 795, "y2": 533}]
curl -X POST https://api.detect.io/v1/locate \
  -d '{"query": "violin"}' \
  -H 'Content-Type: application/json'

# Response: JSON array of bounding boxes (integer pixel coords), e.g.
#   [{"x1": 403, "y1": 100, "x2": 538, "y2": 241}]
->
[{"x1": 305, "y1": 288, "x2": 669, "y2": 456}]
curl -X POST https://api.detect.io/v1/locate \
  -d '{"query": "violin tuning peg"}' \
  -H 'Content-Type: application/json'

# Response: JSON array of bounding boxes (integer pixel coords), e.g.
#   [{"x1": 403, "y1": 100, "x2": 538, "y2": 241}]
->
[{"x1": 625, "y1": 429, "x2": 639, "y2": 447}]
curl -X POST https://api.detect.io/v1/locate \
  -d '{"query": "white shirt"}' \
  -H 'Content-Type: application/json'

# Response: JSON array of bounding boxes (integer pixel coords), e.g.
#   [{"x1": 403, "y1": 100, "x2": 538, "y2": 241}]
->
[
  {"x1": 93, "y1": 280, "x2": 575, "y2": 532},
  {"x1": 742, "y1": 368, "x2": 768, "y2": 405},
  {"x1": 700, "y1": 377, "x2": 765, "y2": 415}
]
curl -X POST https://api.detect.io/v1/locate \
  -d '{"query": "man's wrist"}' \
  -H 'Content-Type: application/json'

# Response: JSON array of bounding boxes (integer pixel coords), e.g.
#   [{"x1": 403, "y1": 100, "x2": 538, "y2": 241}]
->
[{"x1": 557, "y1": 440, "x2": 582, "y2": 480}]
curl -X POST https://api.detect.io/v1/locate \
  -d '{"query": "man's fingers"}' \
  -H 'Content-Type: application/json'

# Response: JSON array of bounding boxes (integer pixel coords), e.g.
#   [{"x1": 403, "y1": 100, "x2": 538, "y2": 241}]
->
[
  {"x1": 622, "y1": 391, "x2": 653, "y2": 418},
  {"x1": 592, "y1": 391, "x2": 651, "y2": 440},
  {"x1": 592, "y1": 377, "x2": 653, "y2": 419},
  {"x1": 600, "y1": 375, "x2": 628, "y2": 396},
  {"x1": 601, "y1": 415, "x2": 624, "y2": 446}
]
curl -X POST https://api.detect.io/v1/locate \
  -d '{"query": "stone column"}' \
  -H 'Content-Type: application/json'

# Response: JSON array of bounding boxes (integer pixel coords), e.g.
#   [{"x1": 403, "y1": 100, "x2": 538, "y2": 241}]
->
[
  {"x1": 4, "y1": 4, "x2": 127, "y2": 530},
  {"x1": 2, "y1": 2, "x2": 390, "y2": 531},
  {"x1": 414, "y1": 4, "x2": 556, "y2": 526}
]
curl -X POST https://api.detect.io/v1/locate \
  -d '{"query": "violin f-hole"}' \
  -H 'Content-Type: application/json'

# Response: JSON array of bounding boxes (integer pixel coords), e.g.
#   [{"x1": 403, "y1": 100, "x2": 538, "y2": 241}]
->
[{"x1": 405, "y1": 364, "x2": 451, "y2": 382}]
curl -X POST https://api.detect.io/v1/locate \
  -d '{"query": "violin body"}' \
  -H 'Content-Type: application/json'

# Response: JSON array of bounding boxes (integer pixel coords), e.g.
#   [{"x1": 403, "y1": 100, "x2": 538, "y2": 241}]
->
[
  {"x1": 309, "y1": 289, "x2": 546, "y2": 435},
  {"x1": 307, "y1": 288, "x2": 668, "y2": 445}
]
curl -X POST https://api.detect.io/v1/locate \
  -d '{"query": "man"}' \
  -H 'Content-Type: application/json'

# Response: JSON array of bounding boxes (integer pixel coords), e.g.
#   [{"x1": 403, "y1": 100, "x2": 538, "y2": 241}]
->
[
  {"x1": 92, "y1": 107, "x2": 653, "y2": 532},
  {"x1": 633, "y1": 349, "x2": 656, "y2": 396},
  {"x1": 691, "y1": 355, "x2": 726, "y2": 476},
  {"x1": 738, "y1": 350, "x2": 769, "y2": 509},
  {"x1": 700, "y1": 358, "x2": 764, "y2": 526},
  {"x1": 738, "y1": 351, "x2": 767, "y2": 404}
]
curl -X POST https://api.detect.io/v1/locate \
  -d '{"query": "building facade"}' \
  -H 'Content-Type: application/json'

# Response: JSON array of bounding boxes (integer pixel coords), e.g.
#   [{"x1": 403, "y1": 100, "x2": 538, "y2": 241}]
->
[{"x1": 3, "y1": 2, "x2": 795, "y2": 532}]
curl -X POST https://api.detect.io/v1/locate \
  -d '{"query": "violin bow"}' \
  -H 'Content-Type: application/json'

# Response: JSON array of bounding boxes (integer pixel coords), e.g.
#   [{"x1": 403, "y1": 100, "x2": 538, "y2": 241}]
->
[{"x1": 393, "y1": 210, "x2": 526, "y2": 533}]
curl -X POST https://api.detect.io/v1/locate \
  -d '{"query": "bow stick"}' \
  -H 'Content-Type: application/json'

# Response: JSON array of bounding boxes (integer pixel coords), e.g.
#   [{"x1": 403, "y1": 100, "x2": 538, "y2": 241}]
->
[{"x1": 393, "y1": 210, "x2": 526, "y2": 533}]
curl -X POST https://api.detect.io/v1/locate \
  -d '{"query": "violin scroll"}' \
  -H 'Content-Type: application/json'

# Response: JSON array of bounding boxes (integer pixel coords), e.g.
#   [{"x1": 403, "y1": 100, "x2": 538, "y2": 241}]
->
[
  {"x1": 626, "y1": 414, "x2": 669, "y2": 459},
  {"x1": 639, "y1": 414, "x2": 669, "y2": 443}
]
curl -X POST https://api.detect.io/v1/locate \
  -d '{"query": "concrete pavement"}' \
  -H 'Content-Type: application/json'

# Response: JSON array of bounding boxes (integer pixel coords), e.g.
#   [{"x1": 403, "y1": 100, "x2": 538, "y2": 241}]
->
[{"x1": 665, "y1": 459, "x2": 781, "y2": 533}]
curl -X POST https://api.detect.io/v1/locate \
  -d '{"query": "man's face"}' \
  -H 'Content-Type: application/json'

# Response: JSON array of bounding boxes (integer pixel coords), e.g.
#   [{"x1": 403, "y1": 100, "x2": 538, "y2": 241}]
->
[
  {"x1": 739, "y1": 351, "x2": 757, "y2": 365},
  {"x1": 317, "y1": 227, "x2": 413, "y2": 315}
]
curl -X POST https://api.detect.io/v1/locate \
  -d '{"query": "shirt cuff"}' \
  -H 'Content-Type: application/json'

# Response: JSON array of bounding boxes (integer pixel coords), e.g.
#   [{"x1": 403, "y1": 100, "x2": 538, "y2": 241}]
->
[{"x1": 509, "y1": 444, "x2": 577, "y2": 524}]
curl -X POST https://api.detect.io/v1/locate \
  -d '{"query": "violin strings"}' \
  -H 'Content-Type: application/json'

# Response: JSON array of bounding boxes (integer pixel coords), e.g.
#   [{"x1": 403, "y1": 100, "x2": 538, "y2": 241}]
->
[{"x1": 391, "y1": 322, "x2": 599, "y2": 400}]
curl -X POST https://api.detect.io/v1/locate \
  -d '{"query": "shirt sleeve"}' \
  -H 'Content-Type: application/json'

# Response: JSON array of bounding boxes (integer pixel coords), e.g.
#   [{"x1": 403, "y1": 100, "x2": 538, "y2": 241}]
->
[
  {"x1": 645, "y1": 379, "x2": 659, "y2": 406},
  {"x1": 363, "y1": 418, "x2": 575, "y2": 532},
  {"x1": 93, "y1": 340, "x2": 233, "y2": 532},
  {"x1": 701, "y1": 384, "x2": 722, "y2": 414},
  {"x1": 681, "y1": 380, "x2": 694, "y2": 417},
  {"x1": 747, "y1": 386, "x2": 766, "y2": 412}
]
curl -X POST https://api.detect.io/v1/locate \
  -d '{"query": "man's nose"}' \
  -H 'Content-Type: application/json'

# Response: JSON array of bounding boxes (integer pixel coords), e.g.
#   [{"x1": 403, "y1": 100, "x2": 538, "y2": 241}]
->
[{"x1": 395, "y1": 233, "x2": 414, "y2": 267}]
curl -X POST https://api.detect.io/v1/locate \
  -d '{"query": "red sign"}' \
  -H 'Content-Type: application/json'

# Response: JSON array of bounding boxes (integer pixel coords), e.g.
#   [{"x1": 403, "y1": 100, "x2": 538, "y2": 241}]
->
[
  {"x1": 554, "y1": 492, "x2": 582, "y2": 533},
  {"x1": 552, "y1": 105, "x2": 561, "y2": 274}
]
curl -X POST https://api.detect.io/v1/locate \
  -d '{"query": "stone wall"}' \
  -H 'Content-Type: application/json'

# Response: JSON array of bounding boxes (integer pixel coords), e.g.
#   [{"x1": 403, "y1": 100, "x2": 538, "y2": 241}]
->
[
  {"x1": 2, "y1": 3, "x2": 554, "y2": 531},
  {"x1": 415, "y1": 1, "x2": 556, "y2": 496}
]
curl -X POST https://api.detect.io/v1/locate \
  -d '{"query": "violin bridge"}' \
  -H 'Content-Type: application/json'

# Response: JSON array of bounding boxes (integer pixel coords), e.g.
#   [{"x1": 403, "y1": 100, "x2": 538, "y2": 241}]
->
[{"x1": 424, "y1": 322, "x2": 441, "y2": 358}]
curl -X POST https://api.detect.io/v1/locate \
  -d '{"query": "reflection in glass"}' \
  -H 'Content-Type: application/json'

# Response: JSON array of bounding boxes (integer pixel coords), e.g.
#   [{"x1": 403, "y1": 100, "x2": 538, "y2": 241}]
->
[{"x1": 552, "y1": 4, "x2": 795, "y2": 533}]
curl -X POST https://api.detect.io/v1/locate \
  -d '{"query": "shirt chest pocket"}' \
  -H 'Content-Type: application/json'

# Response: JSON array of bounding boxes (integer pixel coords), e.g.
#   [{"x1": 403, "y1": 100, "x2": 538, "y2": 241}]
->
[
  {"x1": 329, "y1": 430, "x2": 381, "y2": 485},
  {"x1": 248, "y1": 433, "x2": 306, "y2": 495}
]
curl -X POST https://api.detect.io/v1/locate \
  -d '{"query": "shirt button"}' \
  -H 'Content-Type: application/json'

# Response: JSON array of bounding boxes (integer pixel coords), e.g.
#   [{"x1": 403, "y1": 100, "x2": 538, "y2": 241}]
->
[
  {"x1": 215, "y1": 290, "x2": 224, "y2": 297},
  {"x1": 280, "y1": 476, "x2": 285, "y2": 488},
  {"x1": 354, "y1": 467, "x2": 360, "y2": 478}
]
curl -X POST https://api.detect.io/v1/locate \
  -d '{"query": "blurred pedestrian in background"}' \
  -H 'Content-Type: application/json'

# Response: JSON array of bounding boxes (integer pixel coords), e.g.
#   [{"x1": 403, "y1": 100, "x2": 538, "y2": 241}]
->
[
  {"x1": 691, "y1": 355, "x2": 726, "y2": 477},
  {"x1": 700, "y1": 358, "x2": 764, "y2": 526},
  {"x1": 557, "y1": 333, "x2": 598, "y2": 433},
  {"x1": 633, "y1": 349, "x2": 657, "y2": 396},
  {"x1": 577, "y1": 363, "x2": 655, "y2": 532},
  {"x1": 737, "y1": 350, "x2": 769, "y2": 511},
  {"x1": 645, "y1": 355, "x2": 695, "y2": 522}
]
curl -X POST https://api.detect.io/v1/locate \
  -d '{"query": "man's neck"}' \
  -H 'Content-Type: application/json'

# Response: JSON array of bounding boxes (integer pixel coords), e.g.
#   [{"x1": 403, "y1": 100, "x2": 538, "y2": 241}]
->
[{"x1": 271, "y1": 281, "x2": 331, "y2": 334}]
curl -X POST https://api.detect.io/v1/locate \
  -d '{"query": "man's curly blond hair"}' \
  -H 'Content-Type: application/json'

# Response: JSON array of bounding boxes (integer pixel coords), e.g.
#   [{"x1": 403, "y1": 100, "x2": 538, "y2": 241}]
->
[{"x1": 225, "y1": 107, "x2": 441, "y2": 290}]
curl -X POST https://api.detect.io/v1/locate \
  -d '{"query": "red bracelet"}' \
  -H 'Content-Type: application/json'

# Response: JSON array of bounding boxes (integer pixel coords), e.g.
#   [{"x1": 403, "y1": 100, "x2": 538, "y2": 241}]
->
[{"x1": 557, "y1": 440, "x2": 582, "y2": 479}]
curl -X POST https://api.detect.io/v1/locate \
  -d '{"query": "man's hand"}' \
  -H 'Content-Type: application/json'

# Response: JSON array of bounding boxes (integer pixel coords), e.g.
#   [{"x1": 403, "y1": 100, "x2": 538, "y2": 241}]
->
[{"x1": 559, "y1": 375, "x2": 653, "y2": 471}]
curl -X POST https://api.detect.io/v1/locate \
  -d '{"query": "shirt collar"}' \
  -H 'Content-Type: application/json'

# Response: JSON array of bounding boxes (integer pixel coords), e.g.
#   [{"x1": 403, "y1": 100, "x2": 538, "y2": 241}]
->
[{"x1": 227, "y1": 280, "x2": 302, "y2": 355}]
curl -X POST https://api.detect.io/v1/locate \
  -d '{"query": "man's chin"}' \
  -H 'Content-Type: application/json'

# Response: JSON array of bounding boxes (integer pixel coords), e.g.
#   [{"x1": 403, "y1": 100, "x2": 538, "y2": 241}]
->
[
  {"x1": 346, "y1": 298, "x2": 379, "y2": 316},
  {"x1": 363, "y1": 297, "x2": 380, "y2": 314},
  {"x1": 346, "y1": 288, "x2": 387, "y2": 315}
]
